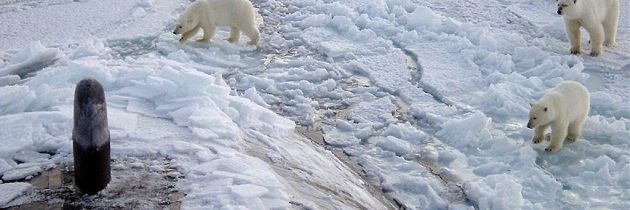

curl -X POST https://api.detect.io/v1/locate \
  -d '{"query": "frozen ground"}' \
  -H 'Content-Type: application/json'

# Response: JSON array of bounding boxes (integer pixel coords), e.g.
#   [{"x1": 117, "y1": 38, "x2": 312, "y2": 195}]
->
[
  {"x1": 0, "y1": 0, "x2": 628, "y2": 209},
  {"x1": 6, "y1": 157, "x2": 183, "y2": 209}
]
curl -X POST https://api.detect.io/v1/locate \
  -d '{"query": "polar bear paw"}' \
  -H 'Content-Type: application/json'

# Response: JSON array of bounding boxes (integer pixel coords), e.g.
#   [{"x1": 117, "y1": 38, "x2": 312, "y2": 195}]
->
[
  {"x1": 604, "y1": 40, "x2": 615, "y2": 47},
  {"x1": 566, "y1": 134, "x2": 578, "y2": 143},
  {"x1": 226, "y1": 37, "x2": 238, "y2": 43},
  {"x1": 569, "y1": 47, "x2": 581, "y2": 54},
  {"x1": 532, "y1": 135, "x2": 544, "y2": 144},
  {"x1": 545, "y1": 144, "x2": 560, "y2": 153},
  {"x1": 590, "y1": 50, "x2": 602, "y2": 57}
]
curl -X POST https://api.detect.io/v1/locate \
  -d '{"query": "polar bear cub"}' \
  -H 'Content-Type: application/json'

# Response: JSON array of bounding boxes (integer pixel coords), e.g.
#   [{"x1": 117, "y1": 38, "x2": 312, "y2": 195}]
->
[
  {"x1": 173, "y1": 0, "x2": 260, "y2": 45},
  {"x1": 527, "y1": 81, "x2": 590, "y2": 153},
  {"x1": 556, "y1": 0, "x2": 620, "y2": 56}
]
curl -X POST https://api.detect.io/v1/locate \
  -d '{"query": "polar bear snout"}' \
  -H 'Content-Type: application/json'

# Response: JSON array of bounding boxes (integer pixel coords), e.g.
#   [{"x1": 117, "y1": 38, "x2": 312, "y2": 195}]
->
[
  {"x1": 557, "y1": 6, "x2": 565, "y2": 15},
  {"x1": 173, "y1": 25, "x2": 185, "y2": 35},
  {"x1": 556, "y1": 1, "x2": 569, "y2": 15},
  {"x1": 526, "y1": 121, "x2": 533, "y2": 129}
]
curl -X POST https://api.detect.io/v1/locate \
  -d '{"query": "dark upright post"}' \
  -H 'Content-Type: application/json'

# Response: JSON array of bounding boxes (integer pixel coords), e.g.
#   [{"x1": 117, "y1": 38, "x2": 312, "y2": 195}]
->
[{"x1": 72, "y1": 78, "x2": 111, "y2": 195}]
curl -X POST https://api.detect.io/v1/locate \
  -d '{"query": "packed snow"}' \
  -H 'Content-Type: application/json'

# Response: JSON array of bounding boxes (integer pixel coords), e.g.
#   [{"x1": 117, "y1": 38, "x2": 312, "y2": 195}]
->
[
  {"x1": 0, "y1": 0, "x2": 628, "y2": 209},
  {"x1": 0, "y1": 182, "x2": 33, "y2": 208}
]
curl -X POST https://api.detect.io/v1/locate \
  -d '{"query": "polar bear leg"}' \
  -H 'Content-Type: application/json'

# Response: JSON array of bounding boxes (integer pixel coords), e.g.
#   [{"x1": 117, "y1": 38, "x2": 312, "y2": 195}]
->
[
  {"x1": 545, "y1": 124, "x2": 568, "y2": 153},
  {"x1": 585, "y1": 22, "x2": 605, "y2": 56},
  {"x1": 198, "y1": 25, "x2": 216, "y2": 42},
  {"x1": 567, "y1": 115, "x2": 586, "y2": 143},
  {"x1": 241, "y1": 24, "x2": 260, "y2": 45},
  {"x1": 180, "y1": 25, "x2": 201, "y2": 43},
  {"x1": 226, "y1": 26, "x2": 241, "y2": 43},
  {"x1": 533, "y1": 124, "x2": 549, "y2": 144},
  {"x1": 565, "y1": 20, "x2": 581, "y2": 54},
  {"x1": 603, "y1": 3, "x2": 620, "y2": 46}
]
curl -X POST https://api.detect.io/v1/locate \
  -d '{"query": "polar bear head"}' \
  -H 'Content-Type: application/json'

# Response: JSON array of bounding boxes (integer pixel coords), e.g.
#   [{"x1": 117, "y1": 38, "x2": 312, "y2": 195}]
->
[
  {"x1": 556, "y1": 0, "x2": 580, "y2": 17},
  {"x1": 526, "y1": 102, "x2": 555, "y2": 129},
  {"x1": 173, "y1": 6, "x2": 200, "y2": 35}
]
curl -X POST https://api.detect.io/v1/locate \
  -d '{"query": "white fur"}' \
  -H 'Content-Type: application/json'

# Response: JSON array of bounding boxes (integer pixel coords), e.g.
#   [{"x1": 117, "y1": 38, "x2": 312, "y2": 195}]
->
[
  {"x1": 173, "y1": 0, "x2": 260, "y2": 45},
  {"x1": 557, "y1": 0, "x2": 620, "y2": 56},
  {"x1": 527, "y1": 81, "x2": 590, "y2": 153}
]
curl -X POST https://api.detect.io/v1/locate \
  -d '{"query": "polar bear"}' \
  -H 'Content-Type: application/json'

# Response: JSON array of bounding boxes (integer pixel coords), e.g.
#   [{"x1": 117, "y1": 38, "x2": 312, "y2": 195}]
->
[
  {"x1": 556, "y1": 0, "x2": 620, "y2": 56},
  {"x1": 527, "y1": 81, "x2": 590, "y2": 153},
  {"x1": 173, "y1": 0, "x2": 260, "y2": 45}
]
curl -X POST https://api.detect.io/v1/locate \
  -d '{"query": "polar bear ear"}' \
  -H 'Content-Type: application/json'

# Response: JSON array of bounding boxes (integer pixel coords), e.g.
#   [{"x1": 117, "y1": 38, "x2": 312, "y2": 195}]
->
[{"x1": 544, "y1": 107, "x2": 548, "y2": 112}]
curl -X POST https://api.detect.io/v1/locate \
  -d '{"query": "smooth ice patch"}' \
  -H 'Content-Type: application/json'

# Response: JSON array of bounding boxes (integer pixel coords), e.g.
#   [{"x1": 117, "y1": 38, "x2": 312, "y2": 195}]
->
[
  {"x1": 375, "y1": 136, "x2": 413, "y2": 156},
  {"x1": 0, "y1": 182, "x2": 33, "y2": 208},
  {"x1": 464, "y1": 174, "x2": 524, "y2": 210},
  {"x1": 0, "y1": 42, "x2": 62, "y2": 77},
  {"x1": 0, "y1": 75, "x2": 20, "y2": 86}
]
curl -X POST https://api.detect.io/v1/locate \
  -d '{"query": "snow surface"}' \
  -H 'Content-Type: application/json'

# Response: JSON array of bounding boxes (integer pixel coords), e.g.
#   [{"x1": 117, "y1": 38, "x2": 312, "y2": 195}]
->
[
  {"x1": 0, "y1": 0, "x2": 629, "y2": 209},
  {"x1": 0, "y1": 182, "x2": 33, "y2": 208}
]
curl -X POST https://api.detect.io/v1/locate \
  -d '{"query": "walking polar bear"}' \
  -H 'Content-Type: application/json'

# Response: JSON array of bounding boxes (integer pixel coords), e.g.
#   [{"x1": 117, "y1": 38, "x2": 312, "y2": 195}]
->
[
  {"x1": 173, "y1": 0, "x2": 260, "y2": 45},
  {"x1": 556, "y1": 0, "x2": 620, "y2": 56},
  {"x1": 527, "y1": 81, "x2": 590, "y2": 153}
]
